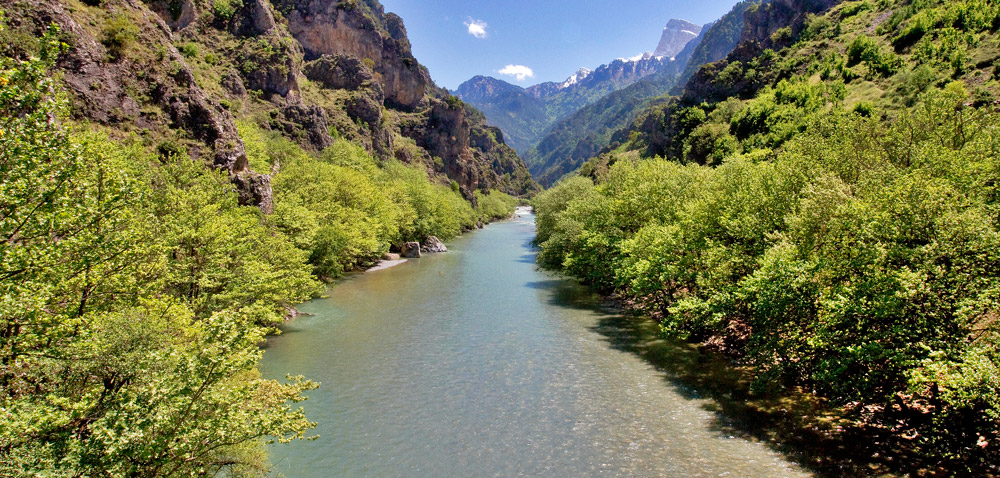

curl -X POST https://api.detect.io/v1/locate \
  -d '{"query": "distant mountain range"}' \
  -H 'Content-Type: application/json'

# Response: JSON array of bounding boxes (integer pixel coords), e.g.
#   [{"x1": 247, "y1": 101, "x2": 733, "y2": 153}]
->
[
  {"x1": 456, "y1": 17, "x2": 725, "y2": 186},
  {"x1": 455, "y1": 51, "x2": 680, "y2": 155}
]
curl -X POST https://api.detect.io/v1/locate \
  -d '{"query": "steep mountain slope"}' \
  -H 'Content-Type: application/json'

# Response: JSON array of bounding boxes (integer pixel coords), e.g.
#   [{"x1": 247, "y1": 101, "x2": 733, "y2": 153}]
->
[
  {"x1": 2, "y1": 0, "x2": 536, "y2": 203},
  {"x1": 524, "y1": 69, "x2": 680, "y2": 186},
  {"x1": 455, "y1": 55, "x2": 680, "y2": 154},
  {"x1": 530, "y1": 54, "x2": 676, "y2": 121},
  {"x1": 675, "y1": 0, "x2": 764, "y2": 88},
  {"x1": 654, "y1": 19, "x2": 702, "y2": 58},
  {"x1": 452, "y1": 75, "x2": 548, "y2": 153}
]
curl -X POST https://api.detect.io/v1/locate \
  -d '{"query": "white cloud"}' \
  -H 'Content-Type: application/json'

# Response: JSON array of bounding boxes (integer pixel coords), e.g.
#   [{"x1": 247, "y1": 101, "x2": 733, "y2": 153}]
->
[
  {"x1": 498, "y1": 64, "x2": 535, "y2": 82},
  {"x1": 464, "y1": 19, "x2": 488, "y2": 39}
]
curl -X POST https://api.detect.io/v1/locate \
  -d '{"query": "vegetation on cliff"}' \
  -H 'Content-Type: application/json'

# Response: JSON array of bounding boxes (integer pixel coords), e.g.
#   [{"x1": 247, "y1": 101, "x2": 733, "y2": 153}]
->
[
  {"x1": 0, "y1": 0, "x2": 525, "y2": 474},
  {"x1": 1, "y1": 30, "x2": 317, "y2": 476},
  {"x1": 535, "y1": 0, "x2": 1000, "y2": 474}
]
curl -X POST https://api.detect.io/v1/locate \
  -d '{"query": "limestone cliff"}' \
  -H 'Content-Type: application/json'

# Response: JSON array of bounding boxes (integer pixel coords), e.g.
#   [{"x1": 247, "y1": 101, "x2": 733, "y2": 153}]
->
[
  {"x1": 1, "y1": 0, "x2": 275, "y2": 211},
  {"x1": 653, "y1": 19, "x2": 702, "y2": 59},
  {"x1": 274, "y1": 0, "x2": 536, "y2": 196},
  {"x1": 4, "y1": 0, "x2": 536, "y2": 212},
  {"x1": 279, "y1": 0, "x2": 429, "y2": 111}
]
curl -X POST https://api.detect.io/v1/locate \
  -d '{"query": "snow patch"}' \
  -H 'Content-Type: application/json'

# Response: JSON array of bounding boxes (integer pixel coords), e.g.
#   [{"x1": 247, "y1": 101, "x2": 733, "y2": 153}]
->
[{"x1": 559, "y1": 67, "x2": 593, "y2": 89}]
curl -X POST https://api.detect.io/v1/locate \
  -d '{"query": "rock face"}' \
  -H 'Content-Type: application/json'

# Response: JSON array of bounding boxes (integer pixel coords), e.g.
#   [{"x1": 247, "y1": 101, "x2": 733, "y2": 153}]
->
[
  {"x1": 402, "y1": 242, "x2": 422, "y2": 258},
  {"x1": 304, "y1": 54, "x2": 378, "y2": 92},
  {"x1": 653, "y1": 19, "x2": 703, "y2": 59},
  {"x1": 282, "y1": 0, "x2": 429, "y2": 110},
  {"x1": 278, "y1": 0, "x2": 536, "y2": 196},
  {"x1": 271, "y1": 104, "x2": 335, "y2": 150},
  {"x1": 420, "y1": 236, "x2": 447, "y2": 253},
  {"x1": 6, "y1": 0, "x2": 274, "y2": 210},
  {"x1": 12, "y1": 0, "x2": 537, "y2": 210}
]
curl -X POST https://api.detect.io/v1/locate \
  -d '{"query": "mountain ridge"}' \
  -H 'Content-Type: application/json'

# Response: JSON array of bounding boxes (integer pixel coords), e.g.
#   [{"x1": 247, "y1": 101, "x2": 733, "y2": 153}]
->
[{"x1": 455, "y1": 18, "x2": 705, "y2": 168}]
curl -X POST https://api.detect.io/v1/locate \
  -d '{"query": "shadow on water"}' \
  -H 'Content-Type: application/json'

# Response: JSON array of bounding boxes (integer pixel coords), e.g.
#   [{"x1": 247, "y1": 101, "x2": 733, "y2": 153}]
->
[
  {"x1": 516, "y1": 252, "x2": 539, "y2": 264},
  {"x1": 528, "y1": 276, "x2": 898, "y2": 478}
]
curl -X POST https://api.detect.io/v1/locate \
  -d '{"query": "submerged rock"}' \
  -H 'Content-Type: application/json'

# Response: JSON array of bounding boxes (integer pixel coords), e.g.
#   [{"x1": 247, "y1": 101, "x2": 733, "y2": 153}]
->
[{"x1": 421, "y1": 236, "x2": 447, "y2": 253}]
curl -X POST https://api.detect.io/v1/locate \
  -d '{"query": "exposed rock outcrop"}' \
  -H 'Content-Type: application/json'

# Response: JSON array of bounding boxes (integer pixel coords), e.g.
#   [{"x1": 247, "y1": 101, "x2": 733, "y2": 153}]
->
[
  {"x1": 235, "y1": 34, "x2": 301, "y2": 97},
  {"x1": 277, "y1": 0, "x2": 536, "y2": 196},
  {"x1": 270, "y1": 104, "x2": 335, "y2": 150},
  {"x1": 402, "y1": 242, "x2": 421, "y2": 258},
  {"x1": 304, "y1": 54, "x2": 378, "y2": 92},
  {"x1": 232, "y1": 171, "x2": 274, "y2": 214},
  {"x1": 4, "y1": 0, "x2": 275, "y2": 210},
  {"x1": 420, "y1": 236, "x2": 447, "y2": 253},
  {"x1": 282, "y1": 0, "x2": 429, "y2": 110},
  {"x1": 653, "y1": 19, "x2": 703, "y2": 59},
  {"x1": 232, "y1": 0, "x2": 280, "y2": 37}
]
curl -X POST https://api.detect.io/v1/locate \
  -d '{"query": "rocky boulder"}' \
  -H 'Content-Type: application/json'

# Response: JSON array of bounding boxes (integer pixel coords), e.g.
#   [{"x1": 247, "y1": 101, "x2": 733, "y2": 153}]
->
[
  {"x1": 346, "y1": 92, "x2": 383, "y2": 126},
  {"x1": 421, "y1": 236, "x2": 447, "y2": 253},
  {"x1": 232, "y1": 171, "x2": 274, "y2": 214},
  {"x1": 402, "y1": 242, "x2": 422, "y2": 258},
  {"x1": 232, "y1": 0, "x2": 279, "y2": 37}
]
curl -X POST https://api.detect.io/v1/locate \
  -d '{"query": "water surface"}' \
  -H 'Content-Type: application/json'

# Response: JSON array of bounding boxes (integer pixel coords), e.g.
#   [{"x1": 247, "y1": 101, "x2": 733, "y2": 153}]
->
[{"x1": 261, "y1": 210, "x2": 809, "y2": 477}]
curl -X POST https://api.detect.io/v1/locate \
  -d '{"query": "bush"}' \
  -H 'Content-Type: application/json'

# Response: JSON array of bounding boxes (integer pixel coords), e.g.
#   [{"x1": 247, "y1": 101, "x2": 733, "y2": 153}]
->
[
  {"x1": 534, "y1": 85, "x2": 1000, "y2": 470},
  {"x1": 846, "y1": 34, "x2": 902, "y2": 78},
  {"x1": 177, "y1": 42, "x2": 199, "y2": 59},
  {"x1": 475, "y1": 190, "x2": 518, "y2": 222},
  {"x1": 212, "y1": 0, "x2": 244, "y2": 20},
  {"x1": 101, "y1": 15, "x2": 139, "y2": 60}
]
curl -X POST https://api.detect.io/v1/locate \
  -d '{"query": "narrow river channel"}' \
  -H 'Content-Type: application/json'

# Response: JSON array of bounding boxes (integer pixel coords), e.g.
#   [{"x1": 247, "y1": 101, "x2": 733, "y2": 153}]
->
[{"x1": 260, "y1": 209, "x2": 810, "y2": 477}]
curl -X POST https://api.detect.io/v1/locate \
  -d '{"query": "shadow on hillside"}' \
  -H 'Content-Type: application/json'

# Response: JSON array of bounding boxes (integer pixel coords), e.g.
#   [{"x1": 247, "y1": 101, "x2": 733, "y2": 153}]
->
[{"x1": 527, "y1": 276, "x2": 912, "y2": 478}]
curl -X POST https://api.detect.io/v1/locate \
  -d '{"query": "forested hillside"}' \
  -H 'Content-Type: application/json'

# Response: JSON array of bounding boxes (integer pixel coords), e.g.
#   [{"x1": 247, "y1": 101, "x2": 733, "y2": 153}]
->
[
  {"x1": 0, "y1": 0, "x2": 526, "y2": 474},
  {"x1": 523, "y1": 70, "x2": 679, "y2": 187},
  {"x1": 535, "y1": 0, "x2": 1000, "y2": 474}
]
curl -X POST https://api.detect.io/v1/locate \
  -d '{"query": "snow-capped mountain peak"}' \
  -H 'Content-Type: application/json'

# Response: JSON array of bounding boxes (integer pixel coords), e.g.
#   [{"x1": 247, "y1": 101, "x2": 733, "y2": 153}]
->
[
  {"x1": 653, "y1": 19, "x2": 703, "y2": 59},
  {"x1": 560, "y1": 67, "x2": 594, "y2": 89}
]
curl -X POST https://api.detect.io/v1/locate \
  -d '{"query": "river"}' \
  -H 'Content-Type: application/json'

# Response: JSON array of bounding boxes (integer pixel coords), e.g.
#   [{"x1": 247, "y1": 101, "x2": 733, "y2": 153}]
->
[{"x1": 260, "y1": 209, "x2": 810, "y2": 477}]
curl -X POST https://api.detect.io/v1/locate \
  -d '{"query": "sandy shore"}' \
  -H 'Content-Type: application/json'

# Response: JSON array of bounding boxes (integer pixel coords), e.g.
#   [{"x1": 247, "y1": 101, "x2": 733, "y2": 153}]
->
[{"x1": 366, "y1": 259, "x2": 408, "y2": 272}]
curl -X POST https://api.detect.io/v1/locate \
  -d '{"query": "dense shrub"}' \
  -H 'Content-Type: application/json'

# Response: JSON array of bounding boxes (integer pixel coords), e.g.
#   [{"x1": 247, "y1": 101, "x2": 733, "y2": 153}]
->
[
  {"x1": 101, "y1": 15, "x2": 138, "y2": 60},
  {"x1": 239, "y1": 121, "x2": 503, "y2": 279},
  {"x1": 1, "y1": 31, "x2": 317, "y2": 476},
  {"x1": 535, "y1": 84, "x2": 1000, "y2": 471}
]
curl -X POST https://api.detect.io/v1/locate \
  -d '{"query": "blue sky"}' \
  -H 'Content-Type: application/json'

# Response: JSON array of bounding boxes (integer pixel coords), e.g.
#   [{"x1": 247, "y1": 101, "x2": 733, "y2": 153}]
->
[{"x1": 378, "y1": 0, "x2": 743, "y2": 90}]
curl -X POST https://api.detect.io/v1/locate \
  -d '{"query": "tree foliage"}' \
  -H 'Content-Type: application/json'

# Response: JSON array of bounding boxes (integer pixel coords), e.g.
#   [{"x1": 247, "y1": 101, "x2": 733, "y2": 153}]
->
[
  {"x1": 535, "y1": 85, "x2": 1000, "y2": 472},
  {"x1": 239, "y1": 121, "x2": 516, "y2": 280},
  {"x1": 1, "y1": 24, "x2": 317, "y2": 476}
]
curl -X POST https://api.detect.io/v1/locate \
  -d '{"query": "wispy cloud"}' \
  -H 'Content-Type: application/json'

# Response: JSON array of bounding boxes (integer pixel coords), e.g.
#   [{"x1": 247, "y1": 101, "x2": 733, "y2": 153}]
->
[
  {"x1": 498, "y1": 64, "x2": 535, "y2": 82},
  {"x1": 464, "y1": 19, "x2": 488, "y2": 39}
]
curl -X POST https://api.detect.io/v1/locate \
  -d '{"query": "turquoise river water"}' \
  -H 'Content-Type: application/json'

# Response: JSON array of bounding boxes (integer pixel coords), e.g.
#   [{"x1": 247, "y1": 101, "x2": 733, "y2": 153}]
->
[{"x1": 260, "y1": 209, "x2": 810, "y2": 477}]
